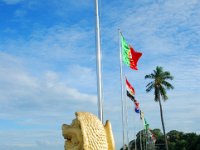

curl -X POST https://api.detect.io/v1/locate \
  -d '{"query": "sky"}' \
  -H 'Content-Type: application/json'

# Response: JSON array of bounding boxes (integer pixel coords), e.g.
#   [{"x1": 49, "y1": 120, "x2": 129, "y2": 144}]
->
[{"x1": 0, "y1": 0, "x2": 200, "y2": 149}]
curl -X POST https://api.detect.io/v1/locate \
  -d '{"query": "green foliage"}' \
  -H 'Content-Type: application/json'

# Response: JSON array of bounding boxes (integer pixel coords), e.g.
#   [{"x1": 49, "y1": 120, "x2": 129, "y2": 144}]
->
[
  {"x1": 145, "y1": 66, "x2": 174, "y2": 102},
  {"x1": 120, "y1": 144, "x2": 128, "y2": 150},
  {"x1": 123, "y1": 129, "x2": 200, "y2": 150}
]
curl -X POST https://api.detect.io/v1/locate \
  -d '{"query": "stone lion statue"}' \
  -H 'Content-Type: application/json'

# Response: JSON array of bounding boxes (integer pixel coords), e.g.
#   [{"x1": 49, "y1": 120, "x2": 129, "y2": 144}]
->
[{"x1": 62, "y1": 112, "x2": 115, "y2": 150}]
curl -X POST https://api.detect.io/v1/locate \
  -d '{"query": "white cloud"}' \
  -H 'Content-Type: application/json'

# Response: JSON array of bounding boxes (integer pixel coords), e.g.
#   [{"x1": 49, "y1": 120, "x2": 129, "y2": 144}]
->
[
  {"x1": 0, "y1": 52, "x2": 97, "y2": 122},
  {"x1": 1, "y1": 25, "x2": 95, "y2": 65},
  {"x1": 65, "y1": 65, "x2": 97, "y2": 90},
  {"x1": 0, "y1": 130, "x2": 63, "y2": 150},
  {"x1": 0, "y1": 51, "x2": 99, "y2": 149}
]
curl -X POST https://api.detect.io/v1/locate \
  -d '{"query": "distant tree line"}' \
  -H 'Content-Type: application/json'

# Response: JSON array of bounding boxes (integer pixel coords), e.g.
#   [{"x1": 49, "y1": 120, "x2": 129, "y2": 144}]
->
[{"x1": 120, "y1": 129, "x2": 200, "y2": 150}]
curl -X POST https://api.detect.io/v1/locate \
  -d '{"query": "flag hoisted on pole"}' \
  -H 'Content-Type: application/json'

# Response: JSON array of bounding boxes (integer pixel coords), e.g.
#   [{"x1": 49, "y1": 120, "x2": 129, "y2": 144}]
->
[
  {"x1": 121, "y1": 34, "x2": 142, "y2": 70},
  {"x1": 119, "y1": 31, "x2": 143, "y2": 149},
  {"x1": 95, "y1": 0, "x2": 103, "y2": 123},
  {"x1": 126, "y1": 77, "x2": 135, "y2": 96},
  {"x1": 126, "y1": 77, "x2": 136, "y2": 102}
]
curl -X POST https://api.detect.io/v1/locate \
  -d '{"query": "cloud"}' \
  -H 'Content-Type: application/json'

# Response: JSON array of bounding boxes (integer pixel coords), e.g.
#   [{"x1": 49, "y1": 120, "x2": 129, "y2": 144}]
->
[
  {"x1": 64, "y1": 65, "x2": 97, "y2": 91},
  {"x1": 0, "y1": 129, "x2": 63, "y2": 150},
  {"x1": 101, "y1": 0, "x2": 200, "y2": 55},
  {"x1": 0, "y1": 52, "x2": 97, "y2": 122},
  {"x1": 1, "y1": 25, "x2": 95, "y2": 65},
  {"x1": 50, "y1": 0, "x2": 93, "y2": 17},
  {"x1": 0, "y1": 51, "x2": 99, "y2": 149}
]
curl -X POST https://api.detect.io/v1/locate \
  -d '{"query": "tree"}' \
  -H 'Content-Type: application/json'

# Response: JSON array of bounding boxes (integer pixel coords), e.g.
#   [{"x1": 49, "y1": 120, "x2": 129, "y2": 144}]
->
[
  {"x1": 123, "y1": 129, "x2": 200, "y2": 150},
  {"x1": 145, "y1": 66, "x2": 174, "y2": 150},
  {"x1": 120, "y1": 144, "x2": 128, "y2": 150},
  {"x1": 167, "y1": 130, "x2": 186, "y2": 150},
  {"x1": 128, "y1": 130, "x2": 156, "y2": 150}
]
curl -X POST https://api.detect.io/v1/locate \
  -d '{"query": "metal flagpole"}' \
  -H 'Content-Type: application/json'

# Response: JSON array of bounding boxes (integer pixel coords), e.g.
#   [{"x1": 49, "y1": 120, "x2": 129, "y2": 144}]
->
[
  {"x1": 125, "y1": 93, "x2": 130, "y2": 150},
  {"x1": 132, "y1": 107, "x2": 137, "y2": 150},
  {"x1": 95, "y1": 0, "x2": 103, "y2": 123},
  {"x1": 134, "y1": 112, "x2": 137, "y2": 150},
  {"x1": 141, "y1": 113, "x2": 146, "y2": 150},
  {"x1": 140, "y1": 120, "x2": 143, "y2": 150},
  {"x1": 118, "y1": 29, "x2": 126, "y2": 149}
]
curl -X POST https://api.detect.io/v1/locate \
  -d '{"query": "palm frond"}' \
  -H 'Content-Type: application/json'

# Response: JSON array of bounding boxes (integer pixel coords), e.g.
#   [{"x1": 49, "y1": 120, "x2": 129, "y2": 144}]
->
[
  {"x1": 146, "y1": 81, "x2": 154, "y2": 88},
  {"x1": 162, "y1": 81, "x2": 174, "y2": 90},
  {"x1": 160, "y1": 85, "x2": 168, "y2": 101},
  {"x1": 156, "y1": 66, "x2": 163, "y2": 74},
  {"x1": 162, "y1": 71, "x2": 174, "y2": 80},
  {"x1": 145, "y1": 73, "x2": 155, "y2": 79},
  {"x1": 146, "y1": 82, "x2": 154, "y2": 92}
]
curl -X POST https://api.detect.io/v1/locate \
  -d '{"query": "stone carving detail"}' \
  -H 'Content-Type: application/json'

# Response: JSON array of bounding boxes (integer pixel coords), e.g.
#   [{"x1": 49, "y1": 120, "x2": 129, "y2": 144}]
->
[{"x1": 62, "y1": 112, "x2": 115, "y2": 150}]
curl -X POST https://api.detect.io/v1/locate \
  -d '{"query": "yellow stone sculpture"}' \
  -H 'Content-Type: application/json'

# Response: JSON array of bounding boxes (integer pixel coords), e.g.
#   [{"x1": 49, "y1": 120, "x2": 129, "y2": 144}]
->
[{"x1": 62, "y1": 112, "x2": 115, "y2": 150}]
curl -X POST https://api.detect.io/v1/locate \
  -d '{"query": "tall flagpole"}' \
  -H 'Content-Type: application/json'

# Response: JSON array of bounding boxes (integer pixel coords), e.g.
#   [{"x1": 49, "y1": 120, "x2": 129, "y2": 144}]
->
[
  {"x1": 125, "y1": 86, "x2": 130, "y2": 150},
  {"x1": 95, "y1": 0, "x2": 103, "y2": 123},
  {"x1": 140, "y1": 120, "x2": 143, "y2": 150},
  {"x1": 119, "y1": 29, "x2": 126, "y2": 149}
]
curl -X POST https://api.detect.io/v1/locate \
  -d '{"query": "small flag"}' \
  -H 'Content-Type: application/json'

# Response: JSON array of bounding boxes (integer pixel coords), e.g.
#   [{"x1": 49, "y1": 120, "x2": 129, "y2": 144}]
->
[
  {"x1": 144, "y1": 118, "x2": 149, "y2": 130},
  {"x1": 134, "y1": 100, "x2": 140, "y2": 113},
  {"x1": 135, "y1": 107, "x2": 140, "y2": 113},
  {"x1": 121, "y1": 35, "x2": 142, "y2": 70},
  {"x1": 134, "y1": 101, "x2": 139, "y2": 108},
  {"x1": 126, "y1": 78, "x2": 135, "y2": 96},
  {"x1": 140, "y1": 111, "x2": 144, "y2": 120},
  {"x1": 127, "y1": 91, "x2": 135, "y2": 101}
]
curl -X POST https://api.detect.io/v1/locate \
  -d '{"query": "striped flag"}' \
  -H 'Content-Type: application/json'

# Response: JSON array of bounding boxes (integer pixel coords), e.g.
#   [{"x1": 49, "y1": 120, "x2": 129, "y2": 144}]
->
[{"x1": 126, "y1": 78, "x2": 135, "y2": 96}]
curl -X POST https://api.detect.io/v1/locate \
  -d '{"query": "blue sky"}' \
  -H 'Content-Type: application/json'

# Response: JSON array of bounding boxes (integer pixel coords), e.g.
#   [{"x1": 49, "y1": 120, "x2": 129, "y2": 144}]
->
[{"x1": 0, "y1": 0, "x2": 200, "y2": 149}]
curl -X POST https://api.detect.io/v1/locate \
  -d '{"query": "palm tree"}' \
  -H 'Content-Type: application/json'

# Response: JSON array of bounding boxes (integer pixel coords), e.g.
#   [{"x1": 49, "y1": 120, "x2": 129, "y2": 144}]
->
[{"x1": 145, "y1": 66, "x2": 174, "y2": 150}]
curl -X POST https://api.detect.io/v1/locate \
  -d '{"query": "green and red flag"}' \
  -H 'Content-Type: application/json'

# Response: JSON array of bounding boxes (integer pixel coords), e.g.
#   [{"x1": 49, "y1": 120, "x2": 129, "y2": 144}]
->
[{"x1": 121, "y1": 35, "x2": 142, "y2": 70}]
